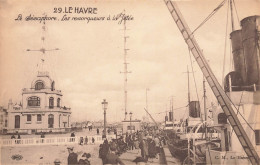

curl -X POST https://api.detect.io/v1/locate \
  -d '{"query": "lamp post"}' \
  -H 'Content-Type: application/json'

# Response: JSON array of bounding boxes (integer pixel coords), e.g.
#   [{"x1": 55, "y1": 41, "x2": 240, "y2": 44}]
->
[
  {"x1": 129, "y1": 112, "x2": 133, "y2": 133},
  {"x1": 102, "y1": 99, "x2": 108, "y2": 138}
]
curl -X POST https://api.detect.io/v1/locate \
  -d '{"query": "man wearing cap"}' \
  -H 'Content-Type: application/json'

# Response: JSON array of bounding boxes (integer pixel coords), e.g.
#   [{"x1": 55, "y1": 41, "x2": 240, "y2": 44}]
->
[{"x1": 67, "y1": 147, "x2": 78, "y2": 165}]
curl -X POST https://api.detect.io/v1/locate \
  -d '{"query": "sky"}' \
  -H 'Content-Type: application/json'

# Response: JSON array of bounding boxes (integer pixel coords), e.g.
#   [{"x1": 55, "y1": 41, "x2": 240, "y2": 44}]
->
[{"x1": 0, "y1": 0, "x2": 259, "y2": 123}]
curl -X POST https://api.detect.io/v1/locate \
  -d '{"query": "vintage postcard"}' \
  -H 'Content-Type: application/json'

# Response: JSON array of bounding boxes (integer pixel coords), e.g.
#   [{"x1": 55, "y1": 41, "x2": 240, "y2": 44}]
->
[{"x1": 0, "y1": 0, "x2": 260, "y2": 164}]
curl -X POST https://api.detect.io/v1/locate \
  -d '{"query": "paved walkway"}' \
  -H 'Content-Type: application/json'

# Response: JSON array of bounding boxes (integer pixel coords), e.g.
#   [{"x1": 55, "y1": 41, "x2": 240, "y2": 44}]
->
[
  {"x1": 120, "y1": 147, "x2": 180, "y2": 165},
  {"x1": 1, "y1": 144, "x2": 102, "y2": 165}
]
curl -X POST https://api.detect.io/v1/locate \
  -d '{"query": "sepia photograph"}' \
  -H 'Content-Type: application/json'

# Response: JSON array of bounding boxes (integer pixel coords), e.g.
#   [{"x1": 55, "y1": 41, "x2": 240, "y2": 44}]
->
[{"x1": 0, "y1": 0, "x2": 260, "y2": 164}]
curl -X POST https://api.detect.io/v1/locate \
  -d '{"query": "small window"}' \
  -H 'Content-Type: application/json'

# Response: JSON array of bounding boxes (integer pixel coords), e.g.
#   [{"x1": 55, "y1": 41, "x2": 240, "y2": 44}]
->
[
  {"x1": 15, "y1": 115, "x2": 20, "y2": 128},
  {"x1": 51, "y1": 81, "x2": 55, "y2": 91},
  {"x1": 35, "y1": 81, "x2": 44, "y2": 90},
  {"x1": 27, "y1": 115, "x2": 31, "y2": 122},
  {"x1": 255, "y1": 130, "x2": 260, "y2": 145},
  {"x1": 37, "y1": 114, "x2": 42, "y2": 121},
  {"x1": 48, "y1": 114, "x2": 54, "y2": 128},
  {"x1": 57, "y1": 98, "x2": 60, "y2": 107},
  {"x1": 5, "y1": 120, "x2": 7, "y2": 127},
  {"x1": 49, "y1": 97, "x2": 54, "y2": 109},
  {"x1": 28, "y1": 96, "x2": 40, "y2": 107}
]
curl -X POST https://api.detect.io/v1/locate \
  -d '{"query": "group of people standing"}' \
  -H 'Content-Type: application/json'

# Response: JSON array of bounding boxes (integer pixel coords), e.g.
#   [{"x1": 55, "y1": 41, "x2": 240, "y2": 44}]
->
[
  {"x1": 11, "y1": 134, "x2": 22, "y2": 144},
  {"x1": 99, "y1": 138, "x2": 125, "y2": 165},
  {"x1": 79, "y1": 136, "x2": 95, "y2": 145},
  {"x1": 98, "y1": 130, "x2": 165, "y2": 165}
]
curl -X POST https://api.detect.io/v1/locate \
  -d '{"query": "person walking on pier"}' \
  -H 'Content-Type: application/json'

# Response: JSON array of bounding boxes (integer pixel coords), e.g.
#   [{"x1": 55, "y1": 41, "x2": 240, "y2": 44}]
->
[
  {"x1": 139, "y1": 136, "x2": 148, "y2": 162},
  {"x1": 99, "y1": 139, "x2": 109, "y2": 164},
  {"x1": 154, "y1": 135, "x2": 160, "y2": 159},
  {"x1": 84, "y1": 136, "x2": 88, "y2": 145},
  {"x1": 67, "y1": 147, "x2": 78, "y2": 165}
]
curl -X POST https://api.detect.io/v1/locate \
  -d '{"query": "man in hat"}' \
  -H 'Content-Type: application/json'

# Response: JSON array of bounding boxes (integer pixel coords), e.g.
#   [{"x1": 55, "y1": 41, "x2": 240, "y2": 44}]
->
[
  {"x1": 139, "y1": 136, "x2": 148, "y2": 162},
  {"x1": 67, "y1": 147, "x2": 78, "y2": 165}
]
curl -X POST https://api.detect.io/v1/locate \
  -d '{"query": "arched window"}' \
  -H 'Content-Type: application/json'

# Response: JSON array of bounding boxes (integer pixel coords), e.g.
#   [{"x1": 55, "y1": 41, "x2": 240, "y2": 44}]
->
[
  {"x1": 68, "y1": 115, "x2": 70, "y2": 127},
  {"x1": 28, "y1": 96, "x2": 40, "y2": 107},
  {"x1": 57, "y1": 98, "x2": 61, "y2": 107},
  {"x1": 37, "y1": 114, "x2": 42, "y2": 121},
  {"x1": 49, "y1": 97, "x2": 54, "y2": 109},
  {"x1": 48, "y1": 114, "x2": 54, "y2": 128},
  {"x1": 51, "y1": 81, "x2": 55, "y2": 91},
  {"x1": 15, "y1": 115, "x2": 20, "y2": 128},
  {"x1": 35, "y1": 81, "x2": 44, "y2": 90}
]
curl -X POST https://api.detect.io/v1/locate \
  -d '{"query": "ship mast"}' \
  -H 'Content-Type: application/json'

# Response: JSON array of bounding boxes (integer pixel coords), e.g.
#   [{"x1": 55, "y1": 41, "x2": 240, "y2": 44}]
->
[
  {"x1": 120, "y1": 11, "x2": 131, "y2": 121},
  {"x1": 203, "y1": 76, "x2": 208, "y2": 139},
  {"x1": 26, "y1": 19, "x2": 59, "y2": 73},
  {"x1": 184, "y1": 66, "x2": 192, "y2": 106}
]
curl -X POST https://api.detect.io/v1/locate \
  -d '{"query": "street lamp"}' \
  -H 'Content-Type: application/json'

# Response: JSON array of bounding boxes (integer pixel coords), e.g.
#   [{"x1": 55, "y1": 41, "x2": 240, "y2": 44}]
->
[
  {"x1": 129, "y1": 112, "x2": 133, "y2": 133},
  {"x1": 101, "y1": 99, "x2": 108, "y2": 138}
]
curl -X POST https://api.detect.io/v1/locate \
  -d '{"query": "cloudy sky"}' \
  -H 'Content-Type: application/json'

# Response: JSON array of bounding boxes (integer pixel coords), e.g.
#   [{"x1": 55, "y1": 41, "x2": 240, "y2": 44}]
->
[{"x1": 0, "y1": 0, "x2": 259, "y2": 122}]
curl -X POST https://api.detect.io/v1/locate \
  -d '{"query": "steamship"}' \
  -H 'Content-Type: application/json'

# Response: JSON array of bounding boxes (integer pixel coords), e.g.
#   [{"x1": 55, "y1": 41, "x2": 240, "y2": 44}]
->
[
  {"x1": 204, "y1": 15, "x2": 260, "y2": 165},
  {"x1": 163, "y1": 1, "x2": 260, "y2": 164}
]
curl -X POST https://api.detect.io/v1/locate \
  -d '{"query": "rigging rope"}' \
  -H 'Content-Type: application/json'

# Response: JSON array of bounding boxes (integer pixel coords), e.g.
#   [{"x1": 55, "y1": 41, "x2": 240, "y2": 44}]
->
[
  {"x1": 154, "y1": 105, "x2": 188, "y2": 114},
  {"x1": 227, "y1": 91, "x2": 255, "y2": 132},
  {"x1": 222, "y1": 0, "x2": 230, "y2": 87},
  {"x1": 191, "y1": 0, "x2": 227, "y2": 35},
  {"x1": 232, "y1": 0, "x2": 240, "y2": 26},
  {"x1": 188, "y1": 48, "x2": 200, "y2": 107}
]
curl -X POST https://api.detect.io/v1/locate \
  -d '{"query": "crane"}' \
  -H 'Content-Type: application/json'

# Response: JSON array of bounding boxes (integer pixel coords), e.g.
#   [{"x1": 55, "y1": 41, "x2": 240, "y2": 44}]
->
[{"x1": 163, "y1": 1, "x2": 260, "y2": 164}]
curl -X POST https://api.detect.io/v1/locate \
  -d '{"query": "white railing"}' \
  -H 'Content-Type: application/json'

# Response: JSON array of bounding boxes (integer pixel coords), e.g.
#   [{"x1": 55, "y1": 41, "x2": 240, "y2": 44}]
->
[{"x1": 0, "y1": 134, "x2": 116, "y2": 147}]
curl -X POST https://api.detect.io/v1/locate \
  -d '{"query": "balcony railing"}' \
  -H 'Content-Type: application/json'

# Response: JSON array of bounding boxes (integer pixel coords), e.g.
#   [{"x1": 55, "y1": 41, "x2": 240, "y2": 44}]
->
[
  {"x1": 0, "y1": 134, "x2": 116, "y2": 147},
  {"x1": 22, "y1": 88, "x2": 62, "y2": 94},
  {"x1": 45, "y1": 106, "x2": 71, "y2": 111}
]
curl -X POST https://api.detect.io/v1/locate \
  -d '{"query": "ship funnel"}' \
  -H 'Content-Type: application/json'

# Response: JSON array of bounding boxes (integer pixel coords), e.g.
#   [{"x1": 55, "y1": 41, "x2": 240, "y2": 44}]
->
[
  {"x1": 169, "y1": 112, "x2": 173, "y2": 121},
  {"x1": 189, "y1": 101, "x2": 200, "y2": 118},
  {"x1": 241, "y1": 15, "x2": 260, "y2": 87},
  {"x1": 230, "y1": 30, "x2": 247, "y2": 84},
  {"x1": 227, "y1": 15, "x2": 260, "y2": 91}
]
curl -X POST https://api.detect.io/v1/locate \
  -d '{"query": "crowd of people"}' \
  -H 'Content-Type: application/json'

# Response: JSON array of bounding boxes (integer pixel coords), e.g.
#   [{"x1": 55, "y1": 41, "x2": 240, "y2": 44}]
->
[{"x1": 98, "y1": 130, "x2": 166, "y2": 165}]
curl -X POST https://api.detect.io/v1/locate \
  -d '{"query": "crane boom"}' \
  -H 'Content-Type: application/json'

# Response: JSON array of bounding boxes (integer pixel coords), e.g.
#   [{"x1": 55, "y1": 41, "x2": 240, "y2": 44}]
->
[{"x1": 163, "y1": 1, "x2": 259, "y2": 164}]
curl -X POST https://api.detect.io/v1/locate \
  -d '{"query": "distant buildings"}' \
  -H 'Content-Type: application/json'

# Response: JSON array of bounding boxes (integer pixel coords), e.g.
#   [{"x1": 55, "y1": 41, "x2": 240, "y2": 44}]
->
[
  {"x1": 122, "y1": 119, "x2": 141, "y2": 134},
  {"x1": 6, "y1": 71, "x2": 71, "y2": 134},
  {"x1": 0, "y1": 106, "x2": 8, "y2": 134}
]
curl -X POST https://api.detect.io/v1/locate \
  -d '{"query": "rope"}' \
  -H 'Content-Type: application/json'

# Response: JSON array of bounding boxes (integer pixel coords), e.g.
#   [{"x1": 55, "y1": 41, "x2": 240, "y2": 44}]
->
[
  {"x1": 230, "y1": 91, "x2": 244, "y2": 136},
  {"x1": 154, "y1": 105, "x2": 188, "y2": 114},
  {"x1": 232, "y1": 0, "x2": 240, "y2": 25},
  {"x1": 188, "y1": 48, "x2": 200, "y2": 105},
  {"x1": 191, "y1": 0, "x2": 227, "y2": 35},
  {"x1": 226, "y1": 91, "x2": 255, "y2": 132},
  {"x1": 222, "y1": 0, "x2": 230, "y2": 87}
]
